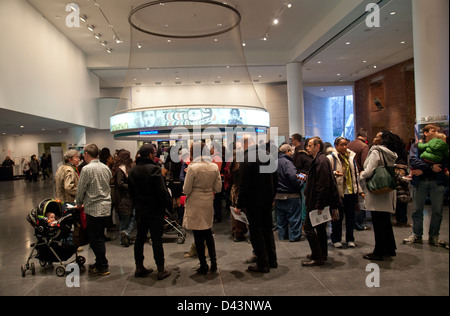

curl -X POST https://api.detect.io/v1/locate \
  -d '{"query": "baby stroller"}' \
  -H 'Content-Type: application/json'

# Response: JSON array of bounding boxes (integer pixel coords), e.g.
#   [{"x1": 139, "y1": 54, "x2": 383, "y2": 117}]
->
[
  {"x1": 22, "y1": 199, "x2": 86, "y2": 277},
  {"x1": 163, "y1": 189, "x2": 186, "y2": 244}
]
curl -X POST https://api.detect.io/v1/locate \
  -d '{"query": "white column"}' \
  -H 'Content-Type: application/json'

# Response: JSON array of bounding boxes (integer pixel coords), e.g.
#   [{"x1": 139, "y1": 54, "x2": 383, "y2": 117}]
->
[
  {"x1": 68, "y1": 127, "x2": 86, "y2": 149},
  {"x1": 287, "y1": 62, "x2": 305, "y2": 136},
  {"x1": 412, "y1": 0, "x2": 449, "y2": 123}
]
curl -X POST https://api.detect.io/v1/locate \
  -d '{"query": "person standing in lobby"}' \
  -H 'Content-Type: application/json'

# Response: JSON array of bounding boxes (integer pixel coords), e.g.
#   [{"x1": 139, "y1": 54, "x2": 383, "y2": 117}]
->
[
  {"x1": 235, "y1": 134, "x2": 278, "y2": 273},
  {"x1": 128, "y1": 144, "x2": 171, "y2": 279},
  {"x1": 327, "y1": 137, "x2": 361, "y2": 248},
  {"x1": 347, "y1": 128, "x2": 370, "y2": 231},
  {"x1": 360, "y1": 131, "x2": 398, "y2": 261},
  {"x1": 403, "y1": 124, "x2": 449, "y2": 248},
  {"x1": 302, "y1": 137, "x2": 342, "y2": 266},
  {"x1": 75, "y1": 143, "x2": 112, "y2": 276}
]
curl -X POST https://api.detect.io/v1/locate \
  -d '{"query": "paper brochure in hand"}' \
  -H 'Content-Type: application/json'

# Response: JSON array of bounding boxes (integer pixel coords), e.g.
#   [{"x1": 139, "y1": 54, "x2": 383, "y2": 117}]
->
[
  {"x1": 230, "y1": 206, "x2": 249, "y2": 225},
  {"x1": 309, "y1": 206, "x2": 331, "y2": 227}
]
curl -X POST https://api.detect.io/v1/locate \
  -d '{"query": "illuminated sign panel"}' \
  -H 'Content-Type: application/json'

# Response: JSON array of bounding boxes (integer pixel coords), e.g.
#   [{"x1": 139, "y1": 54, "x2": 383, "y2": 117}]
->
[{"x1": 111, "y1": 107, "x2": 270, "y2": 132}]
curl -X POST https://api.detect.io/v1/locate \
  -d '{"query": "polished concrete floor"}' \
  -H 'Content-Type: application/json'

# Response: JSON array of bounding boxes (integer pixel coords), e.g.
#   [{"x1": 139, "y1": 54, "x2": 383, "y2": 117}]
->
[{"x1": 0, "y1": 179, "x2": 448, "y2": 297}]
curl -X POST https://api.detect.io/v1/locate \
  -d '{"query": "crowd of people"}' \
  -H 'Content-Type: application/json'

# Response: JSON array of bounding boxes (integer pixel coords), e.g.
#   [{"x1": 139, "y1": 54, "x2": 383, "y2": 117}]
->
[{"x1": 48, "y1": 123, "x2": 448, "y2": 277}]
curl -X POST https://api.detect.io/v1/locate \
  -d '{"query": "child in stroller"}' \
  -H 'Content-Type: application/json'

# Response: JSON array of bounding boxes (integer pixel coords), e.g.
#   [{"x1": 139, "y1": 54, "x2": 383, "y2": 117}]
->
[{"x1": 22, "y1": 199, "x2": 86, "y2": 277}]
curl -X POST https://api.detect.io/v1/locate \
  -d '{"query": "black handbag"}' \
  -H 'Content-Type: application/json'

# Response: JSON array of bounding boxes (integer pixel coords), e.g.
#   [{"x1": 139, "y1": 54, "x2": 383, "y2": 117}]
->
[{"x1": 366, "y1": 150, "x2": 396, "y2": 194}]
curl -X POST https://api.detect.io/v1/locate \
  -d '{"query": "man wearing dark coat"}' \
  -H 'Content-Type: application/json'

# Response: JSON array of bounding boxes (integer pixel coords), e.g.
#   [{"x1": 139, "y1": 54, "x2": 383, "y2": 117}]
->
[
  {"x1": 303, "y1": 137, "x2": 342, "y2": 266},
  {"x1": 235, "y1": 134, "x2": 278, "y2": 273}
]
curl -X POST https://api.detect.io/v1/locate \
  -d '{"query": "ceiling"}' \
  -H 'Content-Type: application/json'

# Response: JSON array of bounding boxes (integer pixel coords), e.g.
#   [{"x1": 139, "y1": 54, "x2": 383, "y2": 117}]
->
[{"x1": 2, "y1": 0, "x2": 414, "y2": 136}]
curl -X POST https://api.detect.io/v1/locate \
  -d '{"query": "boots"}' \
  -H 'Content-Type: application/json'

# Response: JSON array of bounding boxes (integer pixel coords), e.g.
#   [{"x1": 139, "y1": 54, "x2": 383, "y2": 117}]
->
[
  {"x1": 157, "y1": 264, "x2": 171, "y2": 280},
  {"x1": 134, "y1": 262, "x2": 153, "y2": 278}
]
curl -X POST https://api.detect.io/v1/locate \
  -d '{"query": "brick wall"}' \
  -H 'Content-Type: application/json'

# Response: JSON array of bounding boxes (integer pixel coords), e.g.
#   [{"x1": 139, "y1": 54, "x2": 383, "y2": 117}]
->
[{"x1": 354, "y1": 58, "x2": 416, "y2": 143}]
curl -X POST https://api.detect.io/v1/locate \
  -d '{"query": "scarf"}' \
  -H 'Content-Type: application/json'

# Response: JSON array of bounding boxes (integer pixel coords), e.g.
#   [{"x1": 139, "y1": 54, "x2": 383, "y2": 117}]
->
[
  {"x1": 69, "y1": 163, "x2": 79, "y2": 176},
  {"x1": 338, "y1": 152, "x2": 354, "y2": 194}
]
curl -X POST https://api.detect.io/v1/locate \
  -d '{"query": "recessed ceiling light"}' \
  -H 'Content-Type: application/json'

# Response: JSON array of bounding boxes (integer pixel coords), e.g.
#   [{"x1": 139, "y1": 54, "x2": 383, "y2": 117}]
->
[
  {"x1": 87, "y1": 25, "x2": 95, "y2": 32},
  {"x1": 390, "y1": 11, "x2": 396, "y2": 15},
  {"x1": 317, "y1": 61, "x2": 322, "y2": 64},
  {"x1": 400, "y1": 41, "x2": 406, "y2": 44},
  {"x1": 20, "y1": 126, "x2": 24, "y2": 128},
  {"x1": 345, "y1": 41, "x2": 351, "y2": 45},
  {"x1": 363, "y1": 60, "x2": 367, "y2": 63},
  {"x1": 273, "y1": 19, "x2": 279, "y2": 25},
  {"x1": 242, "y1": 42, "x2": 246, "y2": 47}
]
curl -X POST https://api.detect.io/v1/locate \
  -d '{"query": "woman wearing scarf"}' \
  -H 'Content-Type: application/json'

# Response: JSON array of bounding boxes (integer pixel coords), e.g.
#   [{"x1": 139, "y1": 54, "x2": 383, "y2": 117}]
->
[{"x1": 327, "y1": 137, "x2": 362, "y2": 248}]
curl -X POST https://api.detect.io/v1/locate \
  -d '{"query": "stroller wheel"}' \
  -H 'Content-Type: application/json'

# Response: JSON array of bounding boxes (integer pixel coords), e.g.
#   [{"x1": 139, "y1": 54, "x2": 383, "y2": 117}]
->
[
  {"x1": 177, "y1": 236, "x2": 185, "y2": 244},
  {"x1": 31, "y1": 262, "x2": 36, "y2": 275},
  {"x1": 76, "y1": 255, "x2": 86, "y2": 267},
  {"x1": 39, "y1": 260, "x2": 47, "y2": 267},
  {"x1": 55, "y1": 265, "x2": 66, "y2": 277},
  {"x1": 21, "y1": 265, "x2": 26, "y2": 277}
]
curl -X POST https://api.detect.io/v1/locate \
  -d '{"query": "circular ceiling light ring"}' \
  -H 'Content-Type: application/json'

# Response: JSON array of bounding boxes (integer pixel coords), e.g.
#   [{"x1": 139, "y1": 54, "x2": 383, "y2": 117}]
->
[{"x1": 128, "y1": 0, "x2": 241, "y2": 39}]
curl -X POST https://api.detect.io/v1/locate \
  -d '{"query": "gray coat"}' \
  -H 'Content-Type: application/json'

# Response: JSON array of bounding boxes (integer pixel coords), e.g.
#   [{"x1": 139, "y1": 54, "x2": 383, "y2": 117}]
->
[
  {"x1": 359, "y1": 145, "x2": 397, "y2": 213},
  {"x1": 182, "y1": 156, "x2": 222, "y2": 230}
]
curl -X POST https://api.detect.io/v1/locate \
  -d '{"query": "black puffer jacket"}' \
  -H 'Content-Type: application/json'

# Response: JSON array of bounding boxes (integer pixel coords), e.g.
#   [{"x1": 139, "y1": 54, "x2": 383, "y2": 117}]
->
[{"x1": 395, "y1": 163, "x2": 412, "y2": 204}]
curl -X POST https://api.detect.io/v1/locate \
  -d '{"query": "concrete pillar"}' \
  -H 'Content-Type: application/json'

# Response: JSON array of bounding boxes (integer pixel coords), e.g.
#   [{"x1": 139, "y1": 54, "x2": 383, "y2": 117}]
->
[
  {"x1": 412, "y1": 0, "x2": 449, "y2": 124},
  {"x1": 287, "y1": 62, "x2": 305, "y2": 137}
]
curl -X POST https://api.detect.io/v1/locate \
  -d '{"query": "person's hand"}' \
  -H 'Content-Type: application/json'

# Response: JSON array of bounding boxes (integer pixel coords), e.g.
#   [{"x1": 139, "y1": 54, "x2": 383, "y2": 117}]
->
[
  {"x1": 410, "y1": 169, "x2": 423, "y2": 176},
  {"x1": 431, "y1": 164, "x2": 442, "y2": 173},
  {"x1": 334, "y1": 171, "x2": 344, "y2": 177},
  {"x1": 332, "y1": 209, "x2": 340, "y2": 221},
  {"x1": 234, "y1": 208, "x2": 241, "y2": 215}
]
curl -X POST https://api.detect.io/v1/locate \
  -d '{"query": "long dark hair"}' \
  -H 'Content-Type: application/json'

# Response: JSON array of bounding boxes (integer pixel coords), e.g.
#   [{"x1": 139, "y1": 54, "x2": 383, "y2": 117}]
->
[{"x1": 112, "y1": 150, "x2": 132, "y2": 176}]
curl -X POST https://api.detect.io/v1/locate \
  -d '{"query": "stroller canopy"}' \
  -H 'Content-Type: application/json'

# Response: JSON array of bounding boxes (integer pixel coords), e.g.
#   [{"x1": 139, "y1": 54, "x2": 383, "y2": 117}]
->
[{"x1": 27, "y1": 199, "x2": 63, "y2": 227}]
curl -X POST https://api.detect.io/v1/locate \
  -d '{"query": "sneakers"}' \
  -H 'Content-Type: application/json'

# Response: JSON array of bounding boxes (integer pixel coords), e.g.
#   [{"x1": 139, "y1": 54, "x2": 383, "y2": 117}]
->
[
  {"x1": 403, "y1": 234, "x2": 423, "y2": 244},
  {"x1": 347, "y1": 241, "x2": 356, "y2": 248},
  {"x1": 88, "y1": 265, "x2": 110, "y2": 276},
  {"x1": 429, "y1": 236, "x2": 448, "y2": 248},
  {"x1": 333, "y1": 242, "x2": 343, "y2": 248}
]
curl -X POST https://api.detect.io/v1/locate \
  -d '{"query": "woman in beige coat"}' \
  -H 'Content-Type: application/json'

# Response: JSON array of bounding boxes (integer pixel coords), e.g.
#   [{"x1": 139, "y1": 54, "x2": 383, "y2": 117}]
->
[{"x1": 183, "y1": 142, "x2": 222, "y2": 274}]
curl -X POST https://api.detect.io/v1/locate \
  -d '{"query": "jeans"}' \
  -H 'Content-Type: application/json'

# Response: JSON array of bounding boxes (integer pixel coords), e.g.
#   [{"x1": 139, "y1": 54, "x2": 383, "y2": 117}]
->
[
  {"x1": 276, "y1": 198, "x2": 302, "y2": 241},
  {"x1": 86, "y1": 215, "x2": 108, "y2": 269},
  {"x1": 119, "y1": 210, "x2": 135, "y2": 236},
  {"x1": 412, "y1": 180, "x2": 445, "y2": 238}
]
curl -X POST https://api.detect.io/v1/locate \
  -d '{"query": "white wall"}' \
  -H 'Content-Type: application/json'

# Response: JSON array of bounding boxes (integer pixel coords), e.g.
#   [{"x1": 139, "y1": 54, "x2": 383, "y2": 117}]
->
[
  {"x1": 0, "y1": 0, "x2": 99, "y2": 128},
  {"x1": 0, "y1": 130, "x2": 138, "y2": 165}
]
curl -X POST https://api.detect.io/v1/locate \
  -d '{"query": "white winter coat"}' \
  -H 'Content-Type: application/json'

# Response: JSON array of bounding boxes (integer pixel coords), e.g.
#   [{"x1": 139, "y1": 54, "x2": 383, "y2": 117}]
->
[{"x1": 359, "y1": 145, "x2": 397, "y2": 213}]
